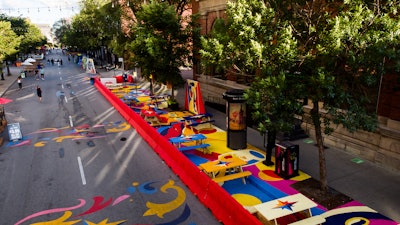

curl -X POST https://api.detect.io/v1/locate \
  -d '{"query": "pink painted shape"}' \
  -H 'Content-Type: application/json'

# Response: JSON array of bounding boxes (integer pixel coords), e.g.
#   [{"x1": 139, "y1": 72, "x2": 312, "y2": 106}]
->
[
  {"x1": 74, "y1": 196, "x2": 113, "y2": 217},
  {"x1": 113, "y1": 195, "x2": 131, "y2": 206},
  {"x1": 14, "y1": 199, "x2": 86, "y2": 225},
  {"x1": 11, "y1": 140, "x2": 31, "y2": 147}
]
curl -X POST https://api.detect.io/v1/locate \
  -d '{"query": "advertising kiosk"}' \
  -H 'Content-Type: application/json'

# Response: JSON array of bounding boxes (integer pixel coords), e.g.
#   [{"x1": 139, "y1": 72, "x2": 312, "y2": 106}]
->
[
  {"x1": 275, "y1": 141, "x2": 299, "y2": 179},
  {"x1": 223, "y1": 89, "x2": 247, "y2": 150}
]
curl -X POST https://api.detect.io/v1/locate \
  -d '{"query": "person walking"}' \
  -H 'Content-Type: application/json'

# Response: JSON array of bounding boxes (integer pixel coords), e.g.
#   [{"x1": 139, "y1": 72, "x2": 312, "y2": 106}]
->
[
  {"x1": 40, "y1": 68, "x2": 45, "y2": 80},
  {"x1": 36, "y1": 85, "x2": 42, "y2": 102},
  {"x1": 35, "y1": 69, "x2": 39, "y2": 80},
  {"x1": 17, "y1": 76, "x2": 22, "y2": 89}
]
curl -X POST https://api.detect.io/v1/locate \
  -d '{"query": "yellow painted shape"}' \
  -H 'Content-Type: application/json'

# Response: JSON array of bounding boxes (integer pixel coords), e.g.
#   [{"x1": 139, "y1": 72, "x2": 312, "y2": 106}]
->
[
  {"x1": 232, "y1": 193, "x2": 262, "y2": 206},
  {"x1": 53, "y1": 136, "x2": 84, "y2": 143},
  {"x1": 34, "y1": 141, "x2": 47, "y2": 147},
  {"x1": 106, "y1": 122, "x2": 131, "y2": 133},
  {"x1": 345, "y1": 217, "x2": 369, "y2": 225},
  {"x1": 136, "y1": 96, "x2": 151, "y2": 102},
  {"x1": 143, "y1": 180, "x2": 186, "y2": 218},
  {"x1": 84, "y1": 218, "x2": 127, "y2": 225},
  {"x1": 31, "y1": 211, "x2": 80, "y2": 225},
  {"x1": 203, "y1": 131, "x2": 232, "y2": 154}
]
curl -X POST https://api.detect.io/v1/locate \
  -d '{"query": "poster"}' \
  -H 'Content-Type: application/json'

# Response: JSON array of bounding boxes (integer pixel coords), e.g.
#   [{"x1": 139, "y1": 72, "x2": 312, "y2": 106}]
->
[
  {"x1": 8, "y1": 123, "x2": 22, "y2": 141},
  {"x1": 228, "y1": 102, "x2": 246, "y2": 130},
  {"x1": 86, "y1": 58, "x2": 96, "y2": 74}
]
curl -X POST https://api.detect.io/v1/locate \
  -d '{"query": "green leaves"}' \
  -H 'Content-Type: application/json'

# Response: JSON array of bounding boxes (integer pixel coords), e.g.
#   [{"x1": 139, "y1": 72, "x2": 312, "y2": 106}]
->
[
  {"x1": 0, "y1": 21, "x2": 21, "y2": 61},
  {"x1": 128, "y1": 0, "x2": 194, "y2": 92}
]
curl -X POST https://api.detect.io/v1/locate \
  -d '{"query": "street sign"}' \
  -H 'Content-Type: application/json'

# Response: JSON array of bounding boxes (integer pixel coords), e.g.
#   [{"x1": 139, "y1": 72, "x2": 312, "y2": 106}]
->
[{"x1": 8, "y1": 123, "x2": 22, "y2": 141}]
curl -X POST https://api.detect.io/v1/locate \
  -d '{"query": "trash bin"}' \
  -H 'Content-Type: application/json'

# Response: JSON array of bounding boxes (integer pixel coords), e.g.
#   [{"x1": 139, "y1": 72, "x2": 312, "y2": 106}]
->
[
  {"x1": 274, "y1": 141, "x2": 299, "y2": 179},
  {"x1": 90, "y1": 77, "x2": 95, "y2": 85},
  {"x1": 223, "y1": 89, "x2": 247, "y2": 150}
]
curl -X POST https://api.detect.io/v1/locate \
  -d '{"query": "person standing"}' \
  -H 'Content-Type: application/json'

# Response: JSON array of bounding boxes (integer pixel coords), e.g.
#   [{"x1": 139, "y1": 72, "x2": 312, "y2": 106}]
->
[
  {"x1": 36, "y1": 85, "x2": 42, "y2": 102},
  {"x1": 17, "y1": 76, "x2": 22, "y2": 89}
]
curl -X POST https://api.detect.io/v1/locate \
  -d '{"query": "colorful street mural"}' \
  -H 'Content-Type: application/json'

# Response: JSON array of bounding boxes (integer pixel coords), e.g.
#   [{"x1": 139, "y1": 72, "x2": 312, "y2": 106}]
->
[
  {"x1": 15, "y1": 180, "x2": 193, "y2": 225},
  {"x1": 6, "y1": 121, "x2": 131, "y2": 148}
]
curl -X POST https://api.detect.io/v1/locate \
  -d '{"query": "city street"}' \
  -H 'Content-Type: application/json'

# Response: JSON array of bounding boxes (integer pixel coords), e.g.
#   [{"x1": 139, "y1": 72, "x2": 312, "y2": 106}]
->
[{"x1": 0, "y1": 50, "x2": 221, "y2": 225}]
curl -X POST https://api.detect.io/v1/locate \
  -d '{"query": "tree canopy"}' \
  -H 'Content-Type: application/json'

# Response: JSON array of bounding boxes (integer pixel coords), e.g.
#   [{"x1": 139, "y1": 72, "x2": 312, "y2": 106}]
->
[
  {"x1": 128, "y1": 0, "x2": 197, "y2": 96},
  {"x1": 0, "y1": 14, "x2": 46, "y2": 58},
  {"x1": 0, "y1": 21, "x2": 21, "y2": 62}
]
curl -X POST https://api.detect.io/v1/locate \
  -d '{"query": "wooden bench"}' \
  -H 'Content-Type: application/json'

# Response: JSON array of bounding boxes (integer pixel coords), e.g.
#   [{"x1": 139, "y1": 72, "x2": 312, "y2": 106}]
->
[
  {"x1": 288, "y1": 215, "x2": 325, "y2": 225},
  {"x1": 185, "y1": 120, "x2": 215, "y2": 127},
  {"x1": 212, "y1": 171, "x2": 252, "y2": 184},
  {"x1": 178, "y1": 143, "x2": 210, "y2": 153}
]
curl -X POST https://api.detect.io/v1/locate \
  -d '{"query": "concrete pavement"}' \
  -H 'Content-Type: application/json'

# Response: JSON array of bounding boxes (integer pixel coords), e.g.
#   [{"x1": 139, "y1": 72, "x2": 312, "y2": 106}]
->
[{"x1": 3, "y1": 64, "x2": 400, "y2": 223}]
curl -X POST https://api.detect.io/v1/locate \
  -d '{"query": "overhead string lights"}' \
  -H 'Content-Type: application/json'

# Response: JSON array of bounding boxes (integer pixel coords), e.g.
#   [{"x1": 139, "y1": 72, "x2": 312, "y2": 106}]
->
[{"x1": 0, "y1": 5, "x2": 78, "y2": 14}]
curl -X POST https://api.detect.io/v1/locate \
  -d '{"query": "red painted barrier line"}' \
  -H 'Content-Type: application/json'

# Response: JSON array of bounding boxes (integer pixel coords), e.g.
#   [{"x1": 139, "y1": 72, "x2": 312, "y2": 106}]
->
[{"x1": 94, "y1": 79, "x2": 262, "y2": 225}]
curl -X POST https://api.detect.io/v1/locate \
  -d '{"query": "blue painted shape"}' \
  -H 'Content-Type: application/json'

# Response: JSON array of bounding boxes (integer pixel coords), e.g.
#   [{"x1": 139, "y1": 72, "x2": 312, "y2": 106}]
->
[
  {"x1": 156, "y1": 204, "x2": 192, "y2": 225},
  {"x1": 249, "y1": 150, "x2": 264, "y2": 158},
  {"x1": 247, "y1": 159, "x2": 258, "y2": 165},
  {"x1": 184, "y1": 153, "x2": 209, "y2": 166}
]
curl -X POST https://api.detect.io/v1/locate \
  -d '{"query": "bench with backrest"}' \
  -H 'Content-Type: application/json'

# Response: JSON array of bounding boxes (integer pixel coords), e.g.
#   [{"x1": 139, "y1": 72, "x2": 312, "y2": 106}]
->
[
  {"x1": 178, "y1": 143, "x2": 210, "y2": 153},
  {"x1": 212, "y1": 170, "x2": 252, "y2": 184}
]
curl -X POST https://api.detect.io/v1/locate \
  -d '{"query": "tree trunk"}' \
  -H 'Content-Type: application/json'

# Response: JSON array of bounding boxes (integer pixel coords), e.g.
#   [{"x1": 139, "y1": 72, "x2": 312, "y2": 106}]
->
[{"x1": 311, "y1": 100, "x2": 328, "y2": 193}]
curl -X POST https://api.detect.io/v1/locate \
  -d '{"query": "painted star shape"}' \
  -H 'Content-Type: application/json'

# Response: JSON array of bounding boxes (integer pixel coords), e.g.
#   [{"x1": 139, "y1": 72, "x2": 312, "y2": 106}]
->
[{"x1": 273, "y1": 200, "x2": 297, "y2": 211}]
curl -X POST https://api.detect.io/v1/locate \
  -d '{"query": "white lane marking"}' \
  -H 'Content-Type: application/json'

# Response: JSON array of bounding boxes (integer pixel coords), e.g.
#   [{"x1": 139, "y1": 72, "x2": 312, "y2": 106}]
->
[
  {"x1": 69, "y1": 115, "x2": 73, "y2": 127},
  {"x1": 77, "y1": 157, "x2": 87, "y2": 185}
]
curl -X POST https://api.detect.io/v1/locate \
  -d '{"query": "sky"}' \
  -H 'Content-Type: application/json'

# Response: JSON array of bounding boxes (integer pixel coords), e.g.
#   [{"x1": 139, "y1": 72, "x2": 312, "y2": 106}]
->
[{"x1": 0, "y1": 0, "x2": 81, "y2": 26}]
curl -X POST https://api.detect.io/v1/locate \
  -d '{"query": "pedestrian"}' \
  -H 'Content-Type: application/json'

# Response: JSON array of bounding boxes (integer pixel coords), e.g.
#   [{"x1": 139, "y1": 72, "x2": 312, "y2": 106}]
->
[
  {"x1": 17, "y1": 76, "x2": 22, "y2": 89},
  {"x1": 40, "y1": 68, "x2": 45, "y2": 80},
  {"x1": 123, "y1": 72, "x2": 128, "y2": 86},
  {"x1": 35, "y1": 69, "x2": 39, "y2": 80},
  {"x1": 51, "y1": 58, "x2": 54, "y2": 65},
  {"x1": 36, "y1": 85, "x2": 42, "y2": 102}
]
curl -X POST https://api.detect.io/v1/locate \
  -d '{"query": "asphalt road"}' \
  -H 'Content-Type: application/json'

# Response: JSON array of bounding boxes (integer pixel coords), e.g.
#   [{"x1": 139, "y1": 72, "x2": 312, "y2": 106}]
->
[{"x1": 0, "y1": 51, "x2": 221, "y2": 225}]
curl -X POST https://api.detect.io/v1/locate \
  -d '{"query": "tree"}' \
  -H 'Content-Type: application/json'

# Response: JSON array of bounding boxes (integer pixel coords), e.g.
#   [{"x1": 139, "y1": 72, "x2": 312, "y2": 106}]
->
[
  {"x1": 128, "y1": 0, "x2": 196, "y2": 98},
  {"x1": 0, "y1": 20, "x2": 21, "y2": 78},
  {"x1": 200, "y1": 0, "x2": 302, "y2": 165},
  {"x1": 0, "y1": 21, "x2": 20, "y2": 62},
  {"x1": 306, "y1": 1, "x2": 400, "y2": 192},
  {"x1": 264, "y1": 0, "x2": 400, "y2": 192}
]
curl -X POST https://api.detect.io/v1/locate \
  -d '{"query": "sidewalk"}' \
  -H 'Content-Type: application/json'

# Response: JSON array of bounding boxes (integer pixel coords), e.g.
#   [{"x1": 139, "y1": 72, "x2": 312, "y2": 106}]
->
[
  {"x1": 0, "y1": 66, "x2": 20, "y2": 97},
  {"x1": 3, "y1": 65, "x2": 400, "y2": 222}
]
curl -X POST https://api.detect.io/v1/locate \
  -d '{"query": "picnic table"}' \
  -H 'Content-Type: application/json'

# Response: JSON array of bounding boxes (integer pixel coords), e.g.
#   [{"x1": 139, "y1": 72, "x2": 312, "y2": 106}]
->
[
  {"x1": 198, "y1": 156, "x2": 250, "y2": 184},
  {"x1": 169, "y1": 134, "x2": 210, "y2": 152},
  {"x1": 254, "y1": 193, "x2": 318, "y2": 225}
]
